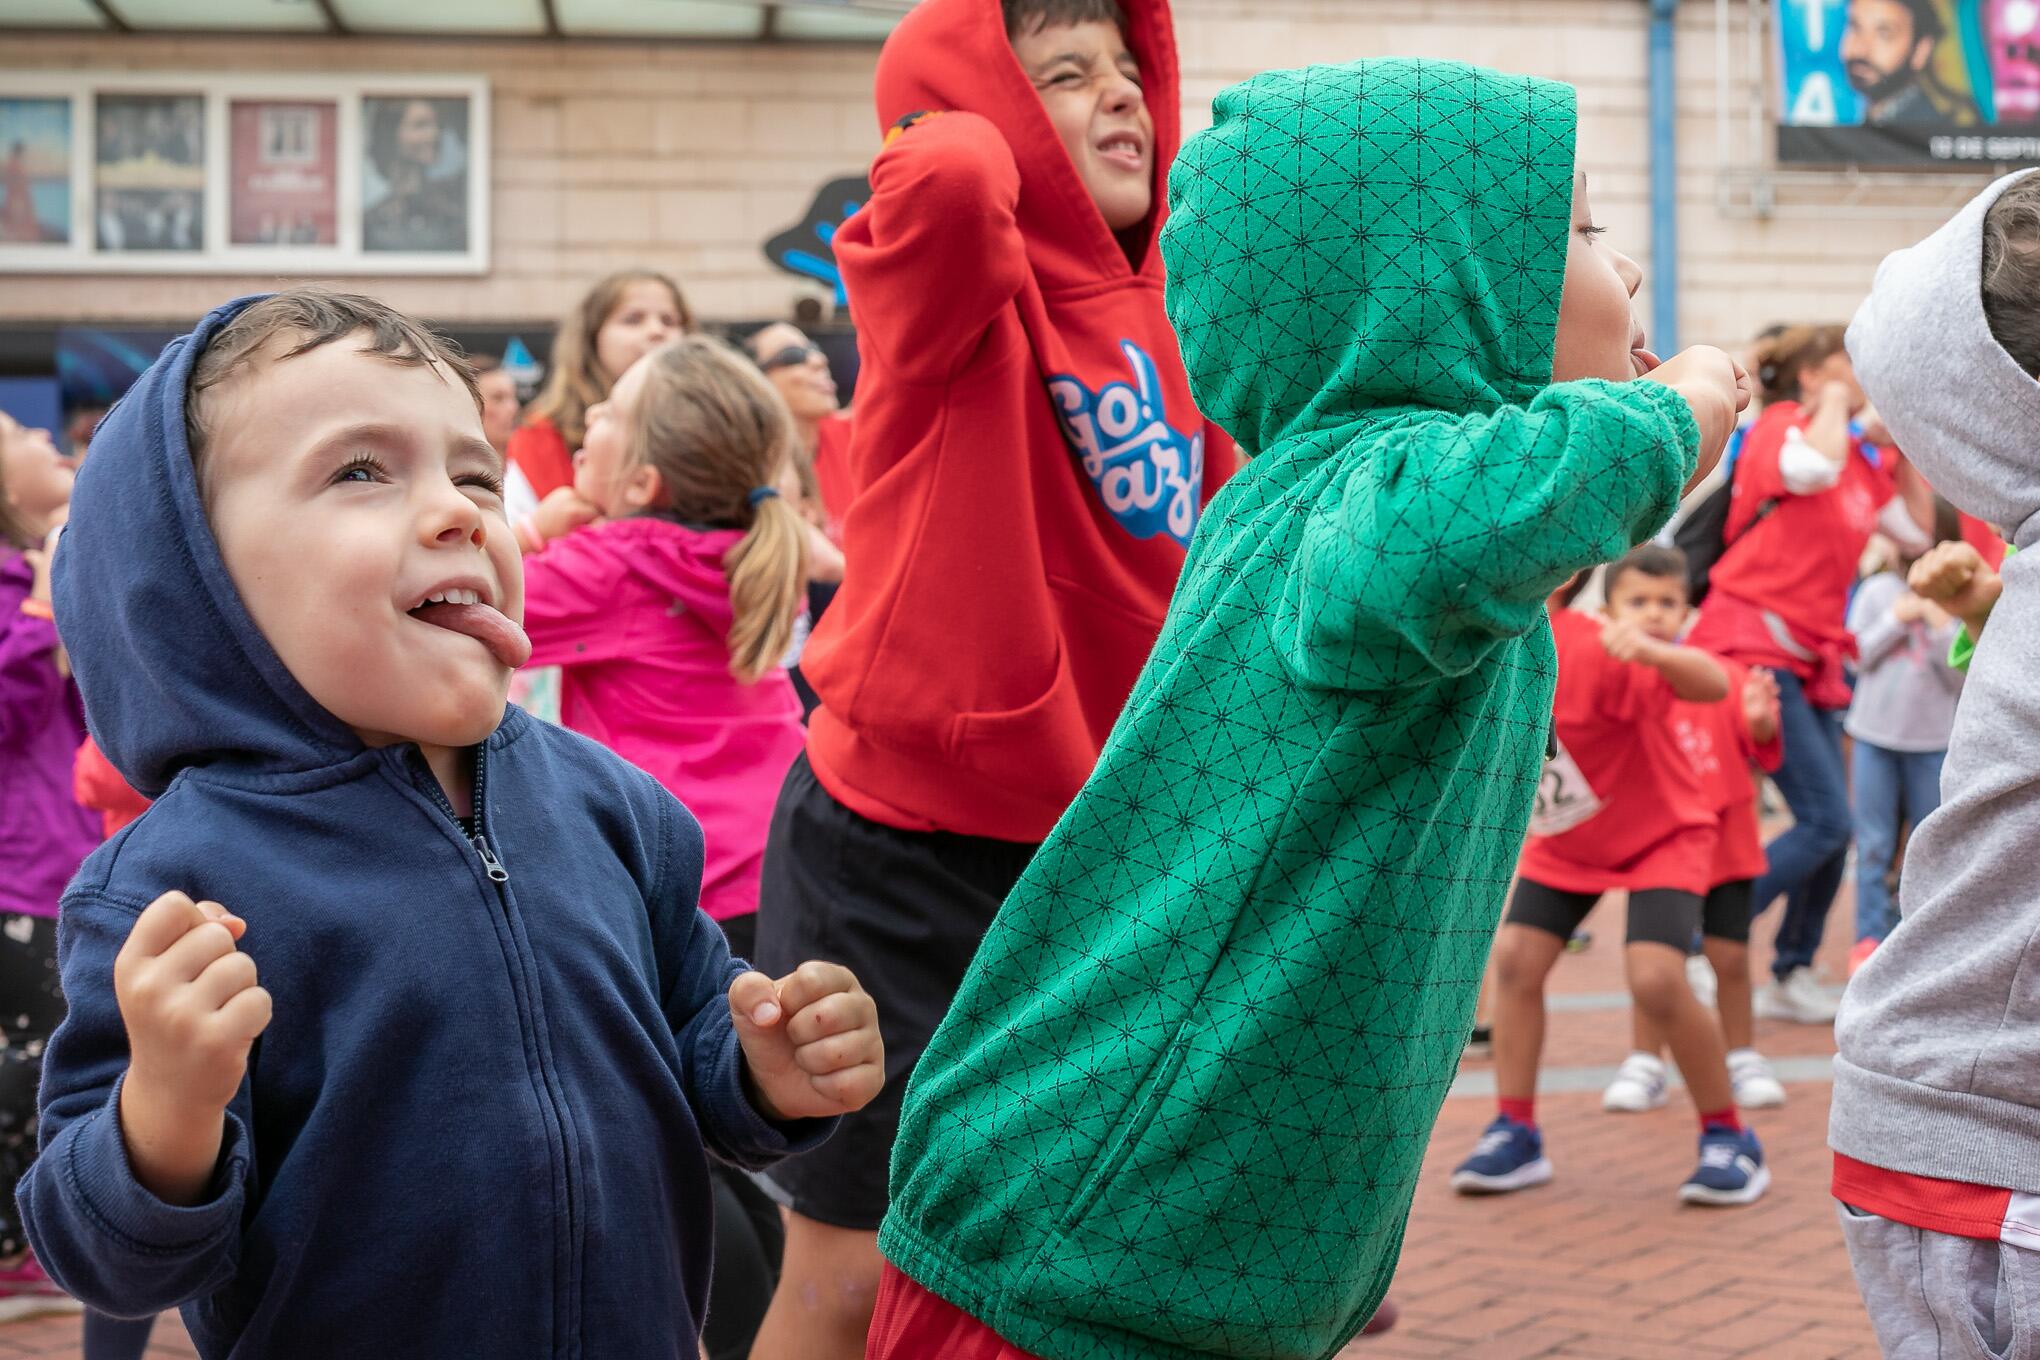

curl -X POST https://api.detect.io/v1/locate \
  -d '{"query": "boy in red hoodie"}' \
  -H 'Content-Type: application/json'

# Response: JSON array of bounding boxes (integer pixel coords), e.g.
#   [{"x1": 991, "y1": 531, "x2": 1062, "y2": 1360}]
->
[
  {"x1": 747, "y1": 0, "x2": 1236, "y2": 1353},
  {"x1": 1455, "y1": 547, "x2": 1771, "y2": 1206}
]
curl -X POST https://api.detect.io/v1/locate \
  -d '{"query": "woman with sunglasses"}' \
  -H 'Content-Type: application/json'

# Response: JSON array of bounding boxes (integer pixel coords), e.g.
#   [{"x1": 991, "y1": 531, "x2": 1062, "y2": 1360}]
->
[{"x1": 748, "y1": 323, "x2": 854, "y2": 537}]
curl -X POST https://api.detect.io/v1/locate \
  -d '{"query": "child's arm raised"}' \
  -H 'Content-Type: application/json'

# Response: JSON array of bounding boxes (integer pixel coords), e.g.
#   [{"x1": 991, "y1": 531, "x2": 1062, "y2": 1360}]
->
[
  {"x1": 1271, "y1": 351, "x2": 1737, "y2": 691},
  {"x1": 1742, "y1": 667, "x2": 1782, "y2": 750},
  {"x1": 1848, "y1": 574, "x2": 1913, "y2": 671},
  {"x1": 1597, "y1": 619, "x2": 1729, "y2": 702},
  {"x1": 18, "y1": 892, "x2": 265, "y2": 1315},
  {"x1": 830, "y1": 111, "x2": 1028, "y2": 384}
]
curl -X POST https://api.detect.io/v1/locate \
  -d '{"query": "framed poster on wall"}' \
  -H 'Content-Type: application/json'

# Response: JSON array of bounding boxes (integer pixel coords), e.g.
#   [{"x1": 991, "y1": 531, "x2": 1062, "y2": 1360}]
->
[
  {"x1": 1777, "y1": 0, "x2": 2040, "y2": 164},
  {"x1": 361, "y1": 95, "x2": 471, "y2": 254},
  {"x1": 95, "y1": 93, "x2": 205, "y2": 252},
  {"x1": 229, "y1": 99, "x2": 338, "y2": 247},
  {"x1": 0, "y1": 97, "x2": 73, "y2": 247},
  {"x1": 0, "y1": 72, "x2": 488, "y2": 273}
]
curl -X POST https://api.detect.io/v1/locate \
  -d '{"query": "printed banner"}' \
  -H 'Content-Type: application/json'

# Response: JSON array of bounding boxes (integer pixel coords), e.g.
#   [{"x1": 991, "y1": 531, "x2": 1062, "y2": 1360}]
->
[
  {"x1": 229, "y1": 100, "x2": 338, "y2": 246},
  {"x1": 1778, "y1": 0, "x2": 2040, "y2": 163}
]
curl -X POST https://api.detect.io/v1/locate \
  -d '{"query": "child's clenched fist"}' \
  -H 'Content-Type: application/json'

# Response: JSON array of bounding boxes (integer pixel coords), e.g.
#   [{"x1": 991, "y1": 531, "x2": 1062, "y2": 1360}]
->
[
  {"x1": 728, "y1": 962, "x2": 882, "y2": 1122},
  {"x1": 115, "y1": 891, "x2": 271, "y2": 1204},
  {"x1": 1909, "y1": 539, "x2": 2004, "y2": 641}
]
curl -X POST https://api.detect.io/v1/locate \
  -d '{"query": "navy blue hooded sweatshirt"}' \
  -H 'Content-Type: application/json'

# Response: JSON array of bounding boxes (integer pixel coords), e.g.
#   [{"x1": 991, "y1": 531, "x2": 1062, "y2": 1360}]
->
[{"x1": 22, "y1": 296, "x2": 831, "y2": 1358}]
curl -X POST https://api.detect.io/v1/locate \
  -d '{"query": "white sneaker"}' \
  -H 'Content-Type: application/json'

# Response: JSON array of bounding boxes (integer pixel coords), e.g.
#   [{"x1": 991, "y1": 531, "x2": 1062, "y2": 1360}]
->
[
  {"x1": 1728, "y1": 1048, "x2": 1787, "y2": 1109},
  {"x1": 1602, "y1": 1051, "x2": 1669, "y2": 1112},
  {"x1": 1686, "y1": 953, "x2": 1718, "y2": 1008},
  {"x1": 1754, "y1": 967, "x2": 1839, "y2": 1024}
]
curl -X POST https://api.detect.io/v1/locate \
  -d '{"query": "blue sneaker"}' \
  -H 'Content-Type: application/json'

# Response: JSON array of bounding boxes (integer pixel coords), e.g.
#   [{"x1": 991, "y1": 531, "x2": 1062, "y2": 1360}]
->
[
  {"x1": 1450, "y1": 1115, "x2": 1553, "y2": 1194},
  {"x1": 1679, "y1": 1126, "x2": 1770, "y2": 1206}
]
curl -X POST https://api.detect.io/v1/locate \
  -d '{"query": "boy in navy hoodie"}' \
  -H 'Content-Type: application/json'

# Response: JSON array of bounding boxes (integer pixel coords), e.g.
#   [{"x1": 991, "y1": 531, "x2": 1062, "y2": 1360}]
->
[{"x1": 20, "y1": 288, "x2": 884, "y2": 1360}]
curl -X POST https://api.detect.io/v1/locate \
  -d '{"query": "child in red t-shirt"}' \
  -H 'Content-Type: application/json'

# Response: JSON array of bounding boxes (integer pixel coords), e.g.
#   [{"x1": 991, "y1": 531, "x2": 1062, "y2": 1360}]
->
[
  {"x1": 1455, "y1": 546, "x2": 1769, "y2": 1206},
  {"x1": 1598, "y1": 554, "x2": 1788, "y2": 1116}
]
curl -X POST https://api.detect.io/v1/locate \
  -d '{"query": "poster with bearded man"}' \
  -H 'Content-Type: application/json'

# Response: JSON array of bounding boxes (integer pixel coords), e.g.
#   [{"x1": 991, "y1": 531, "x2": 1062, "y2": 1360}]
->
[{"x1": 1776, "y1": 0, "x2": 2040, "y2": 163}]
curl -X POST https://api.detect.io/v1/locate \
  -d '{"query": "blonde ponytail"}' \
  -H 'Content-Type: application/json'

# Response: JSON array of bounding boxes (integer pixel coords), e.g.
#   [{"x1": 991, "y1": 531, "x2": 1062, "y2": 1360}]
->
[
  {"x1": 724, "y1": 493, "x2": 808, "y2": 683},
  {"x1": 621, "y1": 335, "x2": 810, "y2": 683}
]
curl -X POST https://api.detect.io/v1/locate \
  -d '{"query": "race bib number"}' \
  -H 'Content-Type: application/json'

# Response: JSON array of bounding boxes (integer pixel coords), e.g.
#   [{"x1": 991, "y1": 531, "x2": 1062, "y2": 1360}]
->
[{"x1": 1530, "y1": 736, "x2": 1603, "y2": 837}]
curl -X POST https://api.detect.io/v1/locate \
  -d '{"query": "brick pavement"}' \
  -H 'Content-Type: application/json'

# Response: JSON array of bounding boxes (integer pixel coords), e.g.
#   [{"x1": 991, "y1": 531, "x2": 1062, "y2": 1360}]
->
[
  {"x1": 0, "y1": 884, "x2": 1872, "y2": 1360},
  {"x1": 1337, "y1": 879, "x2": 1872, "y2": 1360}
]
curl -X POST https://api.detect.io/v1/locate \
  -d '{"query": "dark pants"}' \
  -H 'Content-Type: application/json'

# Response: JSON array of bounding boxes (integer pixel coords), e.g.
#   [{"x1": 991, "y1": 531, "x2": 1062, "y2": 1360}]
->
[
  {"x1": 1751, "y1": 671, "x2": 1851, "y2": 981},
  {"x1": 0, "y1": 912, "x2": 63, "y2": 1260},
  {"x1": 83, "y1": 1312, "x2": 156, "y2": 1360},
  {"x1": 701, "y1": 1166, "x2": 784, "y2": 1360}
]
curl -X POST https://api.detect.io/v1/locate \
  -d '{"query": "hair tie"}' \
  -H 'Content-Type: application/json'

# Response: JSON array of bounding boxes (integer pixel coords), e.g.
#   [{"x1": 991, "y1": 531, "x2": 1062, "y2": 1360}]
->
[{"x1": 747, "y1": 486, "x2": 780, "y2": 507}]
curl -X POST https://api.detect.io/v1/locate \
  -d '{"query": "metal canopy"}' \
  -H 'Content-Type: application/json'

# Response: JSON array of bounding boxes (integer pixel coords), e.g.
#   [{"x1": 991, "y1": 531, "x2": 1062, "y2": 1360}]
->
[{"x1": 0, "y1": 0, "x2": 916, "y2": 40}]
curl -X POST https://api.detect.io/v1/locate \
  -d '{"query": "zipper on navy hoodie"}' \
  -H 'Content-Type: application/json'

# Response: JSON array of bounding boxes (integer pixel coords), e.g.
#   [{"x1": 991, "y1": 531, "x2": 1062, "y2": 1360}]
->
[
  {"x1": 418, "y1": 744, "x2": 508, "y2": 883},
  {"x1": 415, "y1": 742, "x2": 581, "y2": 1352}
]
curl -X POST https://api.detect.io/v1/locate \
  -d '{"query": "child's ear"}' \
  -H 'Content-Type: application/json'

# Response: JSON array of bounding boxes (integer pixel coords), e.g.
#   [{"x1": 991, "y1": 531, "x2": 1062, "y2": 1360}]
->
[{"x1": 621, "y1": 463, "x2": 664, "y2": 512}]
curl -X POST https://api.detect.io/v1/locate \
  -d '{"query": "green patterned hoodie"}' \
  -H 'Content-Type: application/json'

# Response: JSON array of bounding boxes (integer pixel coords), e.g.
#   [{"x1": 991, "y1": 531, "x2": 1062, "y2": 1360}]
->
[{"x1": 880, "y1": 59, "x2": 1700, "y2": 1360}]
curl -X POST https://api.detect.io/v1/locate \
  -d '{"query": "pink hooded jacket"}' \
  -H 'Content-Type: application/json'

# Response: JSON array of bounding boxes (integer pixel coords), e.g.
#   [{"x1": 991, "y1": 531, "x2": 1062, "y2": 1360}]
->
[{"x1": 523, "y1": 517, "x2": 805, "y2": 923}]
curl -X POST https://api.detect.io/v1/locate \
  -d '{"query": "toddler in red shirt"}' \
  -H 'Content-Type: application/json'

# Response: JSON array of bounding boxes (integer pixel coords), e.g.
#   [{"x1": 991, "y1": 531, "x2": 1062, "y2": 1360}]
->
[
  {"x1": 1599, "y1": 551, "x2": 1789, "y2": 1116},
  {"x1": 1454, "y1": 545, "x2": 1769, "y2": 1206}
]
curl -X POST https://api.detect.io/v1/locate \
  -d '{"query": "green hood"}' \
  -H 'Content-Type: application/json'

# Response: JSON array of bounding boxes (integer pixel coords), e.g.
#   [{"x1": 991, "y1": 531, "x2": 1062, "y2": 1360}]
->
[{"x1": 1161, "y1": 59, "x2": 1577, "y2": 453}]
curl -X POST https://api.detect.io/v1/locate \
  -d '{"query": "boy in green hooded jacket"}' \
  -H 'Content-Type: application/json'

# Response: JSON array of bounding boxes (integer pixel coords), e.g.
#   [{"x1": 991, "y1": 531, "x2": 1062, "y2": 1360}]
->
[{"x1": 869, "y1": 59, "x2": 1749, "y2": 1360}]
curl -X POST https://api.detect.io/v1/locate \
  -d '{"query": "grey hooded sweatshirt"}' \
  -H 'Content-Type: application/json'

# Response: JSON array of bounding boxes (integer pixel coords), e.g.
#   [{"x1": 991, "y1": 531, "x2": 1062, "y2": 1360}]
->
[{"x1": 1834, "y1": 168, "x2": 2040, "y2": 1190}]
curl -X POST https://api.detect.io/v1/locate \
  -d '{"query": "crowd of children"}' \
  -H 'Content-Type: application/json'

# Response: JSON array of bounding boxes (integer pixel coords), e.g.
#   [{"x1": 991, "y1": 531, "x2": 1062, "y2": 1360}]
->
[{"x1": 3, "y1": 0, "x2": 2035, "y2": 1355}]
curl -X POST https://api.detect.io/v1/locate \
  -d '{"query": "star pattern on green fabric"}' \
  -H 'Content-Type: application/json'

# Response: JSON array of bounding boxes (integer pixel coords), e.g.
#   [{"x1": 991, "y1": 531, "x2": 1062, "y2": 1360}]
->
[{"x1": 880, "y1": 59, "x2": 1699, "y2": 1360}]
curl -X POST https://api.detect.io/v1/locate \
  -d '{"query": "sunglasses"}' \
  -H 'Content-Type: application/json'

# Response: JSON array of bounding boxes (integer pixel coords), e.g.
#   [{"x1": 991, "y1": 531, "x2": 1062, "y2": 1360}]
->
[{"x1": 758, "y1": 342, "x2": 824, "y2": 372}]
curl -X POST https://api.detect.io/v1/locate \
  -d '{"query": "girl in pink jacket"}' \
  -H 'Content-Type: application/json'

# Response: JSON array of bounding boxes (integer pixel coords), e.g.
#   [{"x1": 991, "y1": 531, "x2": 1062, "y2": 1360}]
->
[{"x1": 518, "y1": 335, "x2": 812, "y2": 958}]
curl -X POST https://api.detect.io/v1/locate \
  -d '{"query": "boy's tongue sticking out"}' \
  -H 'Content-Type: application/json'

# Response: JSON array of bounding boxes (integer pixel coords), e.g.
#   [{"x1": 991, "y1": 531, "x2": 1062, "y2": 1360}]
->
[{"x1": 408, "y1": 587, "x2": 533, "y2": 669}]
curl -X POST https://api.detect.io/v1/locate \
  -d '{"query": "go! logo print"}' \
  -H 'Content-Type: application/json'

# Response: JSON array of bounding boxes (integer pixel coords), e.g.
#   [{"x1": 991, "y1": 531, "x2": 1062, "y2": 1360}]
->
[{"x1": 1047, "y1": 339, "x2": 1206, "y2": 548}]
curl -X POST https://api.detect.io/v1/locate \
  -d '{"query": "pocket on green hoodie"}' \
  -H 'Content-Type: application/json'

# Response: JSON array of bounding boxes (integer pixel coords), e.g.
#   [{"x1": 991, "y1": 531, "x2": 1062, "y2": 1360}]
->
[{"x1": 1012, "y1": 1010, "x2": 1384, "y2": 1355}]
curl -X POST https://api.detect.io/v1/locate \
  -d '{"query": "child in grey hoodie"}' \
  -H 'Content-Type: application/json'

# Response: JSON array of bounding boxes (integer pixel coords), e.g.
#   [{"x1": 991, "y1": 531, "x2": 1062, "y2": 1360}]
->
[{"x1": 1834, "y1": 168, "x2": 2040, "y2": 1354}]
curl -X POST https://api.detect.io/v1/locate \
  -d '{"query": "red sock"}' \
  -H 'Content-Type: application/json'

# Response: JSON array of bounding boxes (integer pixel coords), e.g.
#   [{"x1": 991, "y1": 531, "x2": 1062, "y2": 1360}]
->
[
  {"x1": 1699, "y1": 1107, "x2": 1742, "y2": 1134},
  {"x1": 1498, "y1": 1097, "x2": 1536, "y2": 1128}
]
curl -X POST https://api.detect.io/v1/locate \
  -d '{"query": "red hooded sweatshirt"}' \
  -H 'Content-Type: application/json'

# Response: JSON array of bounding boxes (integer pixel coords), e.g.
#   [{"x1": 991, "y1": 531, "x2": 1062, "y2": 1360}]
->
[{"x1": 800, "y1": 0, "x2": 1237, "y2": 843}]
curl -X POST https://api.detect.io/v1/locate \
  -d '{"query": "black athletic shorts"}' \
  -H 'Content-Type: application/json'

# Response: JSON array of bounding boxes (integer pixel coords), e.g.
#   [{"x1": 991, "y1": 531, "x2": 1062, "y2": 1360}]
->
[
  {"x1": 1505, "y1": 879, "x2": 1701, "y2": 951},
  {"x1": 1701, "y1": 878, "x2": 1753, "y2": 945},
  {"x1": 753, "y1": 753, "x2": 1038, "y2": 1231},
  {"x1": 718, "y1": 911, "x2": 758, "y2": 965}
]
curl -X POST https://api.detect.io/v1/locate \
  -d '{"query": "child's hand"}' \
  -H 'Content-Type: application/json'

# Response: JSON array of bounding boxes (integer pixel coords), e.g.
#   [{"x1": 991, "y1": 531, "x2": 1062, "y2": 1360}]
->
[
  {"x1": 1598, "y1": 617, "x2": 1658, "y2": 665},
  {"x1": 529, "y1": 487, "x2": 601, "y2": 546},
  {"x1": 1642, "y1": 346, "x2": 1751, "y2": 493},
  {"x1": 1909, "y1": 540, "x2": 2003, "y2": 638},
  {"x1": 23, "y1": 517, "x2": 63, "y2": 604},
  {"x1": 729, "y1": 962, "x2": 882, "y2": 1122},
  {"x1": 1742, "y1": 667, "x2": 1781, "y2": 744},
  {"x1": 1909, "y1": 540, "x2": 1987, "y2": 605},
  {"x1": 1891, "y1": 591, "x2": 1925, "y2": 624},
  {"x1": 115, "y1": 892, "x2": 271, "y2": 1204}
]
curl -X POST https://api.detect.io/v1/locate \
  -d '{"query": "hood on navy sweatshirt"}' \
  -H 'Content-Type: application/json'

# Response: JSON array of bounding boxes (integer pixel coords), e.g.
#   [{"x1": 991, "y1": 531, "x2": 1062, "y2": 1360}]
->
[{"x1": 54, "y1": 295, "x2": 365, "y2": 798}]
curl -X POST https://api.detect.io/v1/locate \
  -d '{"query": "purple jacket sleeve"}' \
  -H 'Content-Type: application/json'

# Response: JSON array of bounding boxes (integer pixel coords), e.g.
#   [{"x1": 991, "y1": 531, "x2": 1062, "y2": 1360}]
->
[
  {"x1": 18, "y1": 893, "x2": 252, "y2": 1316},
  {"x1": 0, "y1": 570, "x2": 66, "y2": 752}
]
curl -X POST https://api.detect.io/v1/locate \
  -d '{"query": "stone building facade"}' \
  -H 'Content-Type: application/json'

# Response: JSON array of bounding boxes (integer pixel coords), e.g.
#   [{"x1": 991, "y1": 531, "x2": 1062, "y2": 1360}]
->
[{"x1": 0, "y1": 1, "x2": 2001, "y2": 348}]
